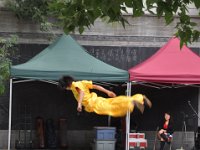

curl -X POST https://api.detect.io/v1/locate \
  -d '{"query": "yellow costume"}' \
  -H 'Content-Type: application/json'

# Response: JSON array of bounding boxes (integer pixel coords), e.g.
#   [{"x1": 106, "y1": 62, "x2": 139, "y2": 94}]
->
[{"x1": 70, "y1": 80, "x2": 145, "y2": 117}]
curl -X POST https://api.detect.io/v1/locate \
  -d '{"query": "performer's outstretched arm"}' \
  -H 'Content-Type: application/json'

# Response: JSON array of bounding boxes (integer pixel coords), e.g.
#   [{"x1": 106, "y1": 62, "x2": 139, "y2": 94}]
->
[
  {"x1": 76, "y1": 87, "x2": 84, "y2": 112},
  {"x1": 93, "y1": 84, "x2": 116, "y2": 98}
]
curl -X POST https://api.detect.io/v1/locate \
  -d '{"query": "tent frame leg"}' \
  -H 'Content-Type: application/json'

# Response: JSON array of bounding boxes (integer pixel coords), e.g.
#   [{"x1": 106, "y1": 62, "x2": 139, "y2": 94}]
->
[
  {"x1": 125, "y1": 82, "x2": 131, "y2": 150},
  {"x1": 8, "y1": 78, "x2": 13, "y2": 150}
]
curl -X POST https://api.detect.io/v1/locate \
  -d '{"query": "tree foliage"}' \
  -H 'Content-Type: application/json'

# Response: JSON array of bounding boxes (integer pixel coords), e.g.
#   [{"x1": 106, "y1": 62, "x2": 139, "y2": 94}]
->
[
  {"x1": 0, "y1": 35, "x2": 18, "y2": 95},
  {"x1": 7, "y1": 0, "x2": 53, "y2": 31},
  {"x1": 6, "y1": 0, "x2": 200, "y2": 46},
  {"x1": 48, "y1": 0, "x2": 200, "y2": 46}
]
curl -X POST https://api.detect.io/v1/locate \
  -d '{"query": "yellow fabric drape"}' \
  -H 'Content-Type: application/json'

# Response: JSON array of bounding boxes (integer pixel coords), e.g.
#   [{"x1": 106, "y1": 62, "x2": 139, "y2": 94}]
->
[{"x1": 70, "y1": 80, "x2": 144, "y2": 117}]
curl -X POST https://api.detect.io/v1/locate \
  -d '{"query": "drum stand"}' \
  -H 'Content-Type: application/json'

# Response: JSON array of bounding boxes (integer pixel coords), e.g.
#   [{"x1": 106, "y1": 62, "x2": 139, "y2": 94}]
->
[{"x1": 176, "y1": 112, "x2": 187, "y2": 150}]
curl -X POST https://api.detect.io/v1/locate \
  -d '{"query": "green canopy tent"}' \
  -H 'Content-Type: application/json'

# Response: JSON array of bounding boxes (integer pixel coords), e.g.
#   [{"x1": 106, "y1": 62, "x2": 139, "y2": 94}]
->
[
  {"x1": 11, "y1": 34, "x2": 128, "y2": 81},
  {"x1": 8, "y1": 34, "x2": 129, "y2": 150}
]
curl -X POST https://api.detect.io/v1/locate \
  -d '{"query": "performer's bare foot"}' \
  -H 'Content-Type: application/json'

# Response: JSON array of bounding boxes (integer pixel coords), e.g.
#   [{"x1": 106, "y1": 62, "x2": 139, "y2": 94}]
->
[
  {"x1": 133, "y1": 101, "x2": 144, "y2": 114},
  {"x1": 143, "y1": 95, "x2": 152, "y2": 108}
]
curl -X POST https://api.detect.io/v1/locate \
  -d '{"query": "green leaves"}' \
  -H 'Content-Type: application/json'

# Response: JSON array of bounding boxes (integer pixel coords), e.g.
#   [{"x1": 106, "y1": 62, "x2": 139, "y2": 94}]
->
[
  {"x1": 0, "y1": 35, "x2": 18, "y2": 95},
  {"x1": 194, "y1": 0, "x2": 200, "y2": 8},
  {"x1": 49, "y1": 0, "x2": 127, "y2": 33},
  {"x1": 132, "y1": 0, "x2": 144, "y2": 17},
  {"x1": 175, "y1": 22, "x2": 200, "y2": 47},
  {"x1": 7, "y1": 0, "x2": 52, "y2": 32},
  {"x1": 172, "y1": 2, "x2": 200, "y2": 47},
  {"x1": 147, "y1": 0, "x2": 200, "y2": 47},
  {"x1": 165, "y1": 11, "x2": 174, "y2": 25}
]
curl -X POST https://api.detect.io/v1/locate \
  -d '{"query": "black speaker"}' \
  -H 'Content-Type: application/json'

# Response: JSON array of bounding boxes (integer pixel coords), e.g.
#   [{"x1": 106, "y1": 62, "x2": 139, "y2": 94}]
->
[
  {"x1": 59, "y1": 118, "x2": 68, "y2": 148},
  {"x1": 195, "y1": 139, "x2": 200, "y2": 149},
  {"x1": 45, "y1": 119, "x2": 57, "y2": 148},
  {"x1": 195, "y1": 127, "x2": 200, "y2": 149}
]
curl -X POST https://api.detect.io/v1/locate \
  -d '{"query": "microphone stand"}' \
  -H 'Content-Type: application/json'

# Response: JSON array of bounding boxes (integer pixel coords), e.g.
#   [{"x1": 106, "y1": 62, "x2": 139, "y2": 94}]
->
[
  {"x1": 182, "y1": 113, "x2": 187, "y2": 150},
  {"x1": 177, "y1": 112, "x2": 187, "y2": 150},
  {"x1": 188, "y1": 101, "x2": 200, "y2": 120},
  {"x1": 153, "y1": 126, "x2": 159, "y2": 150}
]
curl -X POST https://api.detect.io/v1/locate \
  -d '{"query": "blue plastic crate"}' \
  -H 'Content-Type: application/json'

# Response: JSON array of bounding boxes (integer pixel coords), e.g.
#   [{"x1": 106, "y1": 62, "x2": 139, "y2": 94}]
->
[
  {"x1": 92, "y1": 140, "x2": 116, "y2": 150},
  {"x1": 94, "y1": 127, "x2": 116, "y2": 140}
]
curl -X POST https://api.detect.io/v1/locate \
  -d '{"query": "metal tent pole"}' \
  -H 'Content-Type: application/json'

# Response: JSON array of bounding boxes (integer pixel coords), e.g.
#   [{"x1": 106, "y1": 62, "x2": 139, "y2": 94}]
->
[
  {"x1": 108, "y1": 116, "x2": 111, "y2": 126},
  {"x1": 8, "y1": 78, "x2": 13, "y2": 150},
  {"x1": 126, "y1": 82, "x2": 131, "y2": 150}
]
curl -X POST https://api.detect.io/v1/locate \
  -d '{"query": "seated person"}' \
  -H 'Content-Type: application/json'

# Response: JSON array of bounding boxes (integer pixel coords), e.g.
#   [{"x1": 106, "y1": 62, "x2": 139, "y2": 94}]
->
[{"x1": 158, "y1": 112, "x2": 174, "y2": 150}]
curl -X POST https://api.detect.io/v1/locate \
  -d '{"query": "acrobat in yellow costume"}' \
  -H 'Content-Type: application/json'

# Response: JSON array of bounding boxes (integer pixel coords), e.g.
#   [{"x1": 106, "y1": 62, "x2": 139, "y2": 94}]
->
[{"x1": 70, "y1": 80, "x2": 146, "y2": 117}]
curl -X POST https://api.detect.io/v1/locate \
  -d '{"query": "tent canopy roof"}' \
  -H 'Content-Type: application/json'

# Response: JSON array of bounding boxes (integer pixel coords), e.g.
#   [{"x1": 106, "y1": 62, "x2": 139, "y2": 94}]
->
[
  {"x1": 11, "y1": 34, "x2": 129, "y2": 82},
  {"x1": 129, "y1": 37, "x2": 200, "y2": 84}
]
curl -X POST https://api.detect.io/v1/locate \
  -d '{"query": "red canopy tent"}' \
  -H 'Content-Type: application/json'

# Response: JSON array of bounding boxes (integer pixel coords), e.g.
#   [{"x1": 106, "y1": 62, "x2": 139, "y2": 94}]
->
[
  {"x1": 128, "y1": 37, "x2": 200, "y2": 85},
  {"x1": 126, "y1": 37, "x2": 200, "y2": 150}
]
